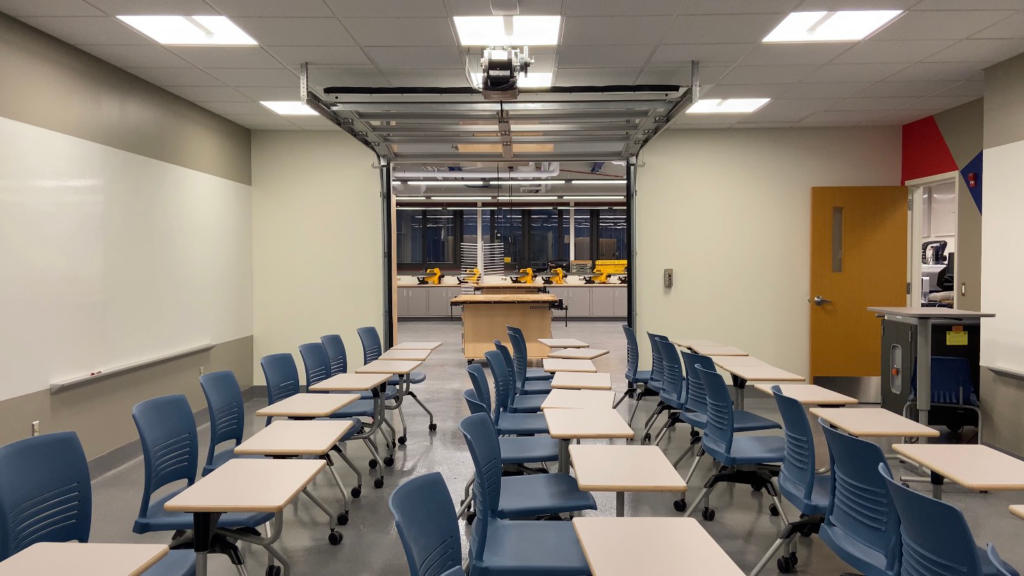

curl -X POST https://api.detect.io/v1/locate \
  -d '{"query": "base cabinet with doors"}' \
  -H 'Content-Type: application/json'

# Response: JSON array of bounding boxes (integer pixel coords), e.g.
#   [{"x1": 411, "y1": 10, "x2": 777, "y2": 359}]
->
[{"x1": 396, "y1": 285, "x2": 625, "y2": 319}]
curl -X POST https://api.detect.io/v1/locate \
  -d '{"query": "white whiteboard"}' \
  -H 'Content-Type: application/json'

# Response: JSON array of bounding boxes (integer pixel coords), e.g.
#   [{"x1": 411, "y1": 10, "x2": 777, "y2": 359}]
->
[
  {"x1": 981, "y1": 138, "x2": 1024, "y2": 373},
  {"x1": 0, "y1": 116, "x2": 252, "y2": 401}
]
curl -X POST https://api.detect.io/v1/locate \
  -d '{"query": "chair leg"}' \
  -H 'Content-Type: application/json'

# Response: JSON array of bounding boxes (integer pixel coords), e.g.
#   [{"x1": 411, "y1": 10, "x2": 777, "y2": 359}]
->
[
  {"x1": 683, "y1": 469, "x2": 722, "y2": 518},
  {"x1": 643, "y1": 402, "x2": 663, "y2": 430},
  {"x1": 324, "y1": 455, "x2": 351, "y2": 515},
  {"x1": 613, "y1": 386, "x2": 633, "y2": 409},
  {"x1": 334, "y1": 446, "x2": 362, "y2": 495},
  {"x1": 749, "y1": 534, "x2": 791, "y2": 576},
  {"x1": 642, "y1": 405, "x2": 666, "y2": 443},
  {"x1": 652, "y1": 418, "x2": 673, "y2": 446},
  {"x1": 362, "y1": 438, "x2": 385, "y2": 483},
  {"x1": 765, "y1": 478, "x2": 790, "y2": 525},
  {"x1": 683, "y1": 447, "x2": 705, "y2": 485},
  {"x1": 671, "y1": 438, "x2": 699, "y2": 468},
  {"x1": 628, "y1": 391, "x2": 644, "y2": 426},
  {"x1": 408, "y1": 391, "x2": 436, "y2": 428},
  {"x1": 970, "y1": 405, "x2": 982, "y2": 444}
]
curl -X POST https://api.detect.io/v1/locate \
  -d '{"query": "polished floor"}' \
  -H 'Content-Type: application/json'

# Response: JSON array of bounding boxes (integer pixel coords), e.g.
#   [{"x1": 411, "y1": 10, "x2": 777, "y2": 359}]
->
[{"x1": 91, "y1": 320, "x2": 1023, "y2": 575}]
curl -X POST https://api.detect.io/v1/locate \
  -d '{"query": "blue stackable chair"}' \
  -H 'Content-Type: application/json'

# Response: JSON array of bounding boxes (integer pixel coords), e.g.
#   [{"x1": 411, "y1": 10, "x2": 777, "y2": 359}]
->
[
  {"x1": 684, "y1": 367, "x2": 787, "y2": 523},
  {"x1": 636, "y1": 332, "x2": 668, "y2": 433},
  {"x1": 388, "y1": 472, "x2": 465, "y2": 576},
  {"x1": 357, "y1": 326, "x2": 436, "y2": 433},
  {"x1": 905, "y1": 356, "x2": 983, "y2": 442},
  {"x1": 507, "y1": 325, "x2": 554, "y2": 383},
  {"x1": 818, "y1": 424, "x2": 900, "y2": 576},
  {"x1": 459, "y1": 414, "x2": 592, "y2": 575},
  {"x1": 463, "y1": 389, "x2": 558, "y2": 466},
  {"x1": 321, "y1": 334, "x2": 348, "y2": 375},
  {"x1": 0, "y1": 432, "x2": 196, "y2": 576},
  {"x1": 989, "y1": 545, "x2": 1021, "y2": 576},
  {"x1": 132, "y1": 395, "x2": 275, "y2": 572},
  {"x1": 493, "y1": 340, "x2": 546, "y2": 412},
  {"x1": 750, "y1": 386, "x2": 832, "y2": 575},
  {"x1": 471, "y1": 360, "x2": 549, "y2": 435},
  {"x1": 880, "y1": 463, "x2": 1014, "y2": 576},
  {"x1": 507, "y1": 328, "x2": 552, "y2": 396},
  {"x1": 199, "y1": 370, "x2": 260, "y2": 476},
  {"x1": 647, "y1": 338, "x2": 689, "y2": 446},
  {"x1": 618, "y1": 324, "x2": 650, "y2": 410}
]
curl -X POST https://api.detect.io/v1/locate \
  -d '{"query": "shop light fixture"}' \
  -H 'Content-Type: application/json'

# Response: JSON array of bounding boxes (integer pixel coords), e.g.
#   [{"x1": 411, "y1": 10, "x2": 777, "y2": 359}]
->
[
  {"x1": 117, "y1": 15, "x2": 257, "y2": 45},
  {"x1": 687, "y1": 98, "x2": 770, "y2": 114},
  {"x1": 507, "y1": 195, "x2": 559, "y2": 200},
  {"x1": 564, "y1": 195, "x2": 625, "y2": 200},
  {"x1": 763, "y1": 11, "x2": 902, "y2": 43},
  {"x1": 260, "y1": 101, "x2": 317, "y2": 115},
  {"x1": 471, "y1": 72, "x2": 553, "y2": 88},
  {"x1": 454, "y1": 15, "x2": 561, "y2": 46},
  {"x1": 431, "y1": 196, "x2": 493, "y2": 201},
  {"x1": 498, "y1": 179, "x2": 566, "y2": 185},
  {"x1": 568, "y1": 179, "x2": 626, "y2": 185}
]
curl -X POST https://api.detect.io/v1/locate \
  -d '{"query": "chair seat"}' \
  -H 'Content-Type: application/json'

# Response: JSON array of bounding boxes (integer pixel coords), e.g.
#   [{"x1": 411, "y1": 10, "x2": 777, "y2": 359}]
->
[
  {"x1": 134, "y1": 487, "x2": 274, "y2": 534},
  {"x1": 388, "y1": 371, "x2": 427, "y2": 385},
  {"x1": 526, "y1": 367, "x2": 554, "y2": 381},
  {"x1": 496, "y1": 412, "x2": 549, "y2": 435},
  {"x1": 820, "y1": 523, "x2": 894, "y2": 576},
  {"x1": 521, "y1": 380, "x2": 553, "y2": 395},
  {"x1": 143, "y1": 550, "x2": 196, "y2": 576},
  {"x1": 476, "y1": 518, "x2": 591, "y2": 575},
  {"x1": 678, "y1": 409, "x2": 707, "y2": 430},
  {"x1": 783, "y1": 474, "x2": 830, "y2": 517},
  {"x1": 202, "y1": 449, "x2": 262, "y2": 477},
  {"x1": 499, "y1": 436, "x2": 559, "y2": 465},
  {"x1": 659, "y1": 392, "x2": 686, "y2": 411},
  {"x1": 712, "y1": 436, "x2": 786, "y2": 467},
  {"x1": 331, "y1": 399, "x2": 377, "y2": 418},
  {"x1": 497, "y1": 474, "x2": 597, "y2": 518},
  {"x1": 510, "y1": 394, "x2": 547, "y2": 413},
  {"x1": 645, "y1": 380, "x2": 664, "y2": 394},
  {"x1": 734, "y1": 410, "x2": 781, "y2": 432},
  {"x1": 632, "y1": 370, "x2": 651, "y2": 384}
]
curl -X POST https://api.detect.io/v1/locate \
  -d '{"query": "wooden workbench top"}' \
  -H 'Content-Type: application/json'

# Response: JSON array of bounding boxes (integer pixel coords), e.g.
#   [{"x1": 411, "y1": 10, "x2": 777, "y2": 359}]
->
[
  {"x1": 691, "y1": 344, "x2": 747, "y2": 356},
  {"x1": 165, "y1": 459, "x2": 324, "y2": 513},
  {"x1": 810, "y1": 407, "x2": 940, "y2": 438},
  {"x1": 709, "y1": 356, "x2": 769, "y2": 368},
  {"x1": 235, "y1": 420, "x2": 354, "y2": 456},
  {"x1": 451, "y1": 294, "x2": 558, "y2": 304},
  {"x1": 0, "y1": 543, "x2": 169, "y2": 576},
  {"x1": 671, "y1": 338, "x2": 722, "y2": 349},
  {"x1": 570, "y1": 445, "x2": 687, "y2": 493},
  {"x1": 892, "y1": 444, "x2": 1024, "y2": 492}
]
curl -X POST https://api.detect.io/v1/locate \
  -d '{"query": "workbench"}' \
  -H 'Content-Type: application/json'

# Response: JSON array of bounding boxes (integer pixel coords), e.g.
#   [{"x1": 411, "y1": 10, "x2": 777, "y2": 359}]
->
[{"x1": 451, "y1": 293, "x2": 558, "y2": 361}]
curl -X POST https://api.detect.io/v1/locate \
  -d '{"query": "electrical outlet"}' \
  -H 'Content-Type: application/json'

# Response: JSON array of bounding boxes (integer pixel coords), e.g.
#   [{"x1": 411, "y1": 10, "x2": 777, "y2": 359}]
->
[
  {"x1": 199, "y1": 366, "x2": 204, "y2": 375},
  {"x1": 31, "y1": 421, "x2": 40, "y2": 437}
]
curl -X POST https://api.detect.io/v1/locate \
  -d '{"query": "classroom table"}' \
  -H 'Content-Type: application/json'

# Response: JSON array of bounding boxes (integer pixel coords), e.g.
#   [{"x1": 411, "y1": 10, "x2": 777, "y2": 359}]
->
[
  {"x1": 391, "y1": 341, "x2": 443, "y2": 351},
  {"x1": 691, "y1": 344, "x2": 747, "y2": 357},
  {"x1": 308, "y1": 372, "x2": 393, "y2": 479},
  {"x1": 538, "y1": 338, "x2": 590, "y2": 349},
  {"x1": 0, "y1": 542, "x2": 169, "y2": 576},
  {"x1": 753, "y1": 383, "x2": 859, "y2": 406},
  {"x1": 710, "y1": 359, "x2": 804, "y2": 411},
  {"x1": 165, "y1": 458, "x2": 325, "y2": 576},
  {"x1": 670, "y1": 338, "x2": 721, "y2": 350},
  {"x1": 570, "y1": 445, "x2": 687, "y2": 516},
  {"x1": 710, "y1": 355, "x2": 769, "y2": 368},
  {"x1": 543, "y1": 358, "x2": 598, "y2": 373},
  {"x1": 541, "y1": 389, "x2": 615, "y2": 410},
  {"x1": 892, "y1": 444, "x2": 1024, "y2": 500},
  {"x1": 452, "y1": 293, "x2": 557, "y2": 360},
  {"x1": 810, "y1": 407, "x2": 940, "y2": 439},
  {"x1": 572, "y1": 517, "x2": 744, "y2": 576},
  {"x1": 357, "y1": 359, "x2": 432, "y2": 438},
  {"x1": 550, "y1": 371, "x2": 613, "y2": 390},
  {"x1": 255, "y1": 393, "x2": 360, "y2": 420},
  {"x1": 543, "y1": 409, "x2": 635, "y2": 473},
  {"x1": 1010, "y1": 505, "x2": 1024, "y2": 521},
  {"x1": 378, "y1": 348, "x2": 432, "y2": 361},
  {"x1": 547, "y1": 347, "x2": 610, "y2": 360}
]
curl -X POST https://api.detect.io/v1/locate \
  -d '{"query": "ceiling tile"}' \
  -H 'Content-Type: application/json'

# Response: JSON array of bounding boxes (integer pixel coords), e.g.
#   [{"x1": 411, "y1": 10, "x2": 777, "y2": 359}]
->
[
  {"x1": 678, "y1": 0, "x2": 800, "y2": 14},
  {"x1": 650, "y1": 43, "x2": 753, "y2": 65},
  {"x1": 343, "y1": 17, "x2": 456, "y2": 46},
  {"x1": 671, "y1": 122, "x2": 735, "y2": 129},
  {"x1": 198, "y1": 102, "x2": 271, "y2": 115},
  {"x1": 972, "y1": 13, "x2": 1024, "y2": 39},
  {"x1": 737, "y1": 98, "x2": 837, "y2": 122},
  {"x1": 265, "y1": 46, "x2": 371, "y2": 66},
  {"x1": 804, "y1": 63, "x2": 909, "y2": 82},
  {"x1": 730, "y1": 122, "x2": 798, "y2": 129},
  {"x1": 235, "y1": 86, "x2": 301, "y2": 100},
  {"x1": 740, "y1": 43, "x2": 851, "y2": 66},
  {"x1": 703, "y1": 83, "x2": 792, "y2": 98},
  {"x1": 855, "y1": 80, "x2": 959, "y2": 97},
  {"x1": 80, "y1": 44, "x2": 192, "y2": 67},
  {"x1": 799, "y1": 110, "x2": 882, "y2": 123},
  {"x1": 0, "y1": 0, "x2": 103, "y2": 16},
  {"x1": 796, "y1": 0, "x2": 919, "y2": 9},
  {"x1": 833, "y1": 40, "x2": 956, "y2": 64},
  {"x1": 125, "y1": 67, "x2": 225, "y2": 86},
  {"x1": 780, "y1": 82, "x2": 874, "y2": 98},
  {"x1": 554, "y1": 68, "x2": 642, "y2": 85},
  {"x1": 864, "y1": 109, "x2": 942, "y2": 125},
  {"x1": 205, "y1": 0, "x2": 335, "y2": 17},
  {"x1": 717, "y1": 65, "x2": 819, "y2": 84},
  {"x1": 84, "y1": 0, "x2": 220, "y2": 15},
  {"x1": 303, "y1": 124, "x2": 343, "y2": 130},
  {"x1": 222, "y1": 114, "x2": 299, "y2": 127},
  {"x1": 325, "y1": 0, "x2": 447, "y2": 17},
  {"x1": 309, "y1": 68, "x2": 389, "y2": 87},
  {"x1": 166, "y1": 86, "x2": 251, "y2": 102},
  {"x1": 925, "y1": 39, "x2": 1024, "y2": 63},
  {"x1": 932, "y1": 80, "x2": 985, "y2": 97},
  {"x1": 564, "y1": 0, "x2": 683, "y2": 15},
  {"x1": 676, "y1": 113, "x2": 745, "y2": 125},
  {"x1": 663, "y1": 14, "x2": 786, "y2": 44},
  {"x1": 381, "y1": 69, "x2": 471, "y2": 87},
  {"x1": 363, "y1": 47, "x2": 464, "y2": 69},
  {"x1": 169, "y1": 46, "x2": 284, "y2": 68},
  {"x1": 556, "y1": 45, "x2": 655, "y2": 68},
  {"x1": 232, "y1": 17, "x2": 356, "y2": 47},
  {"x1": 285, "y1": 114, "x2": 337, "y2": 126},
  {"x1": 912, "y1": 0, "x2": 1024, "y2": 9},
  {"x1": 831, "y1": 96, "x2": 920, "y2": 110},
  {"x1": 562, "y1": 16, "x2": 672, "y2": 45},
  {"x1": 900, "y1": 95, "x2": 981, "y2": 110},
  {"x1": 637, "y1": 66, "x2": 729, "y2": 84},
  {"x1": 204, "y1": 68, "x2": 299, "y2": 87},
  {"x1": 885, "y1": 61, "x2": 985, "y2": 82},
  {"x1": 443, "y1": 0, "x2": 563, "y2": 15},
  {"x1": 20, "y1": 16, "x2": 151, "y2": 44},
  {"x1": 871, "y1": 10, "x2": 1015, "y2": 41}
]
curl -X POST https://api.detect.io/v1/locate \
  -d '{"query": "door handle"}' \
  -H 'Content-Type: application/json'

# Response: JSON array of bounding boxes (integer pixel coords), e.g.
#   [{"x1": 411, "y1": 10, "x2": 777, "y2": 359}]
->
[{"x1": 809, "y1": 296, "x2": 832, "y2": 306}]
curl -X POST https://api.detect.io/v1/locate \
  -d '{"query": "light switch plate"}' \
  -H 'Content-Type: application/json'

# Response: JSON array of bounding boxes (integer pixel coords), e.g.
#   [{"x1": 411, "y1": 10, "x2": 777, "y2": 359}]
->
[{"x1": 664, "y1": 269, "x2": 674, "y2": 288}]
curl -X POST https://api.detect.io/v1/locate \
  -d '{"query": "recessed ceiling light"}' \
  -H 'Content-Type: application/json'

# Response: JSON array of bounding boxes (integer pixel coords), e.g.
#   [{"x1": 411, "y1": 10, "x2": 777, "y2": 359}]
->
[
  {"x1": 431, "y1": 196, "x2": 493, "y2": 201},
  {"x1": 117, "y1": 15, "x2": 256, "y2": 45},
  {"x1": 260, "y1": 101, "x2": 317, "y2": 116},
  {"x1": 687, "y1": 99, "x2": 771, "y2": 114},
  {"x1": 763, "y1": 11, "x2": 902, "y2": 43},
  {"x1": 470, "y1": 72, "x2": 552, "y2": 88},
  {"x1": 454, "y1": 16, "x2": 561, "y2": 46}
]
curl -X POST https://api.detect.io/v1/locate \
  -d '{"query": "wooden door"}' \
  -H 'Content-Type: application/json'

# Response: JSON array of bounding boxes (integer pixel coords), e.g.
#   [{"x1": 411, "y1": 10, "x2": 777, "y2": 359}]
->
[{"x1": 810, "y1": 187, "x2": 907, "y2": 385}]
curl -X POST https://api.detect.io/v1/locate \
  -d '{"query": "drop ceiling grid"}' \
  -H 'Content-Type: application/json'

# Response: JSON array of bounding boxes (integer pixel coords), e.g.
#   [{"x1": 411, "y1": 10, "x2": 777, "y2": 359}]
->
[{"x1": 0, "y1": 0, "x2": 1021, "y2": 129}]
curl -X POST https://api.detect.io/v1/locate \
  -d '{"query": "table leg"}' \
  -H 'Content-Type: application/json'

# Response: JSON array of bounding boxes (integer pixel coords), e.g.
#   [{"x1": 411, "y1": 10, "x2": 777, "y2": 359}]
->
[
  {"x1": 192, "y1": 512, "x2": 220, "y2": 576},
  {"x1": 558, "y1": 439, "x2": 569, "y2": 474},
  {"x1": 615, "y1": 492, "x2": 625, "y2": 517},
  {"x1": 917, "y1": 318, "x2": 932, "y2": 426},
  {"x1": 931, "y1": 471, "x2": 945, "y2": 500},
  {"x1": 730, "y1": 374, "x2": 747, "y2": 411}
]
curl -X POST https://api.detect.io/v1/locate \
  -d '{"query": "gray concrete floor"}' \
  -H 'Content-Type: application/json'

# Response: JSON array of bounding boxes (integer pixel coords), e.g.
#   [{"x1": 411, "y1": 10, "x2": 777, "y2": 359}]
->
[{"x1": 90, "y1": 320, "x2": 1023, "y2": 575}]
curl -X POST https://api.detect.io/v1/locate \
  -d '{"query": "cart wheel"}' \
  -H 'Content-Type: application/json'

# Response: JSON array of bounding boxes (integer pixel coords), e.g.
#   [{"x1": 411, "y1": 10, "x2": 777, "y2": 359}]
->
[
  {"x1": 673, "y1": 499, "x2": 687, "y2": 512},
  {"x1": 337, "y1": 512, "x2": 349, "y2": 526},
  {"x1": 374, "y1": 477, "x2": 384, "y2": 489},
  {"x1": 398, "y1": 435, "x2": 407, "y2": 445},
  {"x1": 384, "y1": 456, "x2": 395, "y2": 467},
  {"x1": 351, "y1": 486, "x2": 361, "y2": 498},
  {"x1": 266, "y1": 566, "x2": 282, "y2": 576},
  {"x1": 769, "y1": 504, "x2": 780, "y2": 517},
  {"x1": 777, "y1": 556, "x2": 793, "y2": 573},
  {"x1": 701, "y1": 508, "x2": 716, "y2": 521},
  {"x1": 328, "y1": 530, "x2": 342, "y2": 545},
  {"x1": 429, "y1": 423, "x2": 438, "y2": 432},
  {"x1": 369, "y1": 459, "x2": 378, "y2": 469}
]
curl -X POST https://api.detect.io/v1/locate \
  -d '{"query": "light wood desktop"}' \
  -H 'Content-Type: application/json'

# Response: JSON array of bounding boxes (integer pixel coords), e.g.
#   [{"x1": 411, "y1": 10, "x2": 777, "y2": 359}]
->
[
  {"x1": 570, "y1": 445, "x2": 687, "y2": 516},
  {"x1": 572, "y1": 517, "x2": 744, "y2": 576},
  {"x1": 543, "y1": 358, "x2": 597, "y2": 373},
  {"x1": 550, "y1": 372, "x2": 612, "y2": 390},
  {"x1": 454, "y1": 294, "x2": 556, "y2": 360},
  {"x1": 544, "y1": 409, "x2": 634, "y2": 473},
  {"x1": 710, "y1": 358, "x2": 802, "y2": 410},
  {"x1": 235, "y1": 420, "x2": 354, "y2": 456},
  {"x1": 378, "y1": 348, "x2": 432, "y2": 361},
  {"x1": 692, "y1": 344, "x2": 747, "y2": 357},
  {"x1": 893, "y1": 444, "x2": 1024, "y2": 500},
  {"x1": 538, "y1": 338, "x2": 590, "y2": 349},
  {"x1": 255, "y1": 393, "x2": 359, "y2": 419},
  {"x1": 541, "y1": 389, "x2": 614, "y2": 410},
  {"x1": 0, "y1": 542, "x2": 168, "y2": 576},
  {"x1": 1010, "y1": 505, "x2": 1024, "y2": 521},
  {"x1": 710, "y1": 355, "x2": 769, "y2": 368},
  {"x1": 308, "y1": 373, "x2": 390, "y2": 392},
  {"x1": 670, "y1": 338, "x2": 721, "y2": 350},
  {"x1": 753, "y1": 383, "x2": 858, "y2": 406},
  {"x1": 810, "y1": 408, "x2": 940, "y2": 438},
  {"x1": 355, "y1": 359, "x2": 423, "y2": 375},
  {"x1": 548, "y1": 348, "x2": 609, "y2": 360},
  {"x1": 391, "y1": 341, "x2": 442, "y2": 351}
]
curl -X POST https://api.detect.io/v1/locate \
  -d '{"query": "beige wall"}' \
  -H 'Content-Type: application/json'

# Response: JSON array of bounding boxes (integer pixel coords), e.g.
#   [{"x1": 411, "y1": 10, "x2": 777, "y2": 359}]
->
[
  {"x1": 252, "y1": 131, "x2": 384, "y2": 385},
  {"x1": 984, "y1": 52, "x2": 1024, "y2": 151},
  {"x1": 636, "y1": 127, "x2": 902, "y2": 376}
]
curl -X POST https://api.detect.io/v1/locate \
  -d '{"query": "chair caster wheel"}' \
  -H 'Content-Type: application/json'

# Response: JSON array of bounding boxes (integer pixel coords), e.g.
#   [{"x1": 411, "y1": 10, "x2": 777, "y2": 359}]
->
[
  {"x1": 466, "y1": 512, "x2": 476, "y2": 525},
  {"x1": 369, "y1": 459, "x2": 378, "y2": 469},
  {"x1": 266, "y1": 566, "x2": 282, "y2": 576},
  {"x1": 429, "y1": 423, "x2": 437, "y2": 432},
  {"x1": 789, "y1": 552, "x2": 798, "y2": 566},
  {"x1": 328, "y1": 530, "x2": 342, "y2": 545},
  {"x1": 777, "y1": 556, "x2": 793, "y2": 573},
  {"x1": 337, "y1": 513, "x2": 349, "y2": 525},
  {"x1": 642, "y1": 433, "x2": 651, "y2": 444},
  {"x1": 690, "y1": 429, "x2": 700, "y2": 438},
  {"x1": 351, "y1": 486, "x2": 361, "y2": 498},
  {"x1": 902, "y1": 482, "x2": 910, "y2": 489},
  {"x1": 384, "y1": 456, "x2": 395, "y2": 467},
  {"x1": 374, "y1": 477, "x2": 384, "y2": 489},
  {"x1": 701, "y1": 508, "x2": 715, "y2": 521},
  {"x1": 398, "y1": 435, "x2": 407, "y2": 445},
  {"x1": 752, "y1": 485, "x2": 763, "y2": 492},
  {"x1": 390, "y1": 441, "x2": 397, "y2": 450},
  {"x1": 769, "y1": 504, "x2": 780, "y2": 517},
  {"x1": 673, "y1": 499, "x2": 687, "y2": 512}
]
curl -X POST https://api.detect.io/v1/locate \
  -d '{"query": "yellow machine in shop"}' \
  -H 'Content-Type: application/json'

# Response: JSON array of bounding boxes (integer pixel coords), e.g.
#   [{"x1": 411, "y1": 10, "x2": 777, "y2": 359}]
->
[
  {"x1": 417, "y1": 268, "x2": 444, "y2": 285},
  {"x1": 458, "y1": 268, "x2": 481, "y2": 284},
  {"x1": 586, "y1": 260, "x2": 627, "y2": 284},
  {"x1": 510, "y1": 268, "x2": 534, "y2": 284},
  {"x1": 542, "y1": 268, "x2": 566, "y2": 285}
]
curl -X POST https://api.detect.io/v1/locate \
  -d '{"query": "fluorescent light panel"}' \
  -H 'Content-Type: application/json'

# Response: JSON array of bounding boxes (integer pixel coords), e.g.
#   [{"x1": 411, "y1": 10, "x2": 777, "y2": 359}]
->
[
  {"x1": 687, "y1": 99, "x2": 770, "y2": 114},
  {"x1": 569, "y1": 179, "x2": 626, "y2": 185},
  {"x1": 763, "y1": 11, "x2": 902, "y2": 43},
  {"x1": 117, "y1": 15, "x2": 256, "y2": 45},
  {"x1": 260, "y1": 101, "x2": 317, "y2": 116},
  {"x1": 470, "y1": 72, "x2": 553, "y2": 88},
  {"x1": 507, "y1": 195, "x2": 559, "y2": 200},
  {"x1": 565, "y1": 196, "x2": 625, "y2": 200},
  {"x1": 454, "y1": 16, "x2": 561, "y2": 46},
  {"x1": 431, "y1": 196, "x2": 493, "y2": 201}
]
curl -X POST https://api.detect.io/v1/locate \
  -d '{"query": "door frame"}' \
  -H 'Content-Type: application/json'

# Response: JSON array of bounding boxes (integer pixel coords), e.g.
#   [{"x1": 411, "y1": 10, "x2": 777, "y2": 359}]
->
[{"x1": 906, "y1": 171, "x2": 960, "y2": 308}]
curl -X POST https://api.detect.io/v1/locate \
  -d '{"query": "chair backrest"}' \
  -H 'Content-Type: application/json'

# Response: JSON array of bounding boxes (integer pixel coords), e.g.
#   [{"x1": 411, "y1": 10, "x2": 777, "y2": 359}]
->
[
  {"x1": 658, "y1": 338, "x2": 685, "y2": 403},
  {"x1": 493, "y1": 340, "x2": 520, "y2": 394},
  {"x1": 988, "y1": 544, "x2": 1020, "y2": 576},
  {"x1": 820, "y1": 424, "x2": 900, "y2": 572},
  {"x1": 484, "y1": 349, "x2": 514, "y2": 414},
  {"x1": 623, "y1": 324, "x2": 640, "y2": 382},
  {"x1": 388, "y1": 472, "x2": 462, "y2": 576},
  {"x1": 357, "y1": 326, "x2": 383, "y2": 364},
  {"x1": 929, "y1": 356, "x2": 973, "y2": 404},
  {"x1": 681, "y1": 350, "x2": 712, "y2": 415},
  {"x1": 298, "y1": 342, "x2": 332, "y2": 389},
  {"x1": 320, "y1": 334, "x2": 348, "y2": 375},
  {"x1": 467, "y1": 364, "x2": 497, "y2": 423},
  {"x1": 879, "y1": 463, "x2": 984, "y2": 576},
  {"x1": 463, "y1": 389, "x2": 489, "y2": 416},
  {"x1": 506, "y1": 328, "x2": 529, "y2": 389},
  {"x1": 199, "y1": 370, "x2": 245, "y2": 468},
  {"x1": 696, "y1": 366, "x2": 734, "y2": 456},
  {"x1": 648, "y1": 332, "x2": 667, "y2": 384},
  {"x1": 771, "y1": 386, "x2": 817, "y2": 507},
  {"x1": 261, "y1": 353, "x2": 301, "y2": 404},
  {"x1": 458, "y1": 413, "x2": 503, "y2": 568},
  {"x1": 132, "y1": 395, "x2": 199, "y2": 524},
  {"x1": 0, "y1": 432, "x2": 92, "y2": 558}
]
